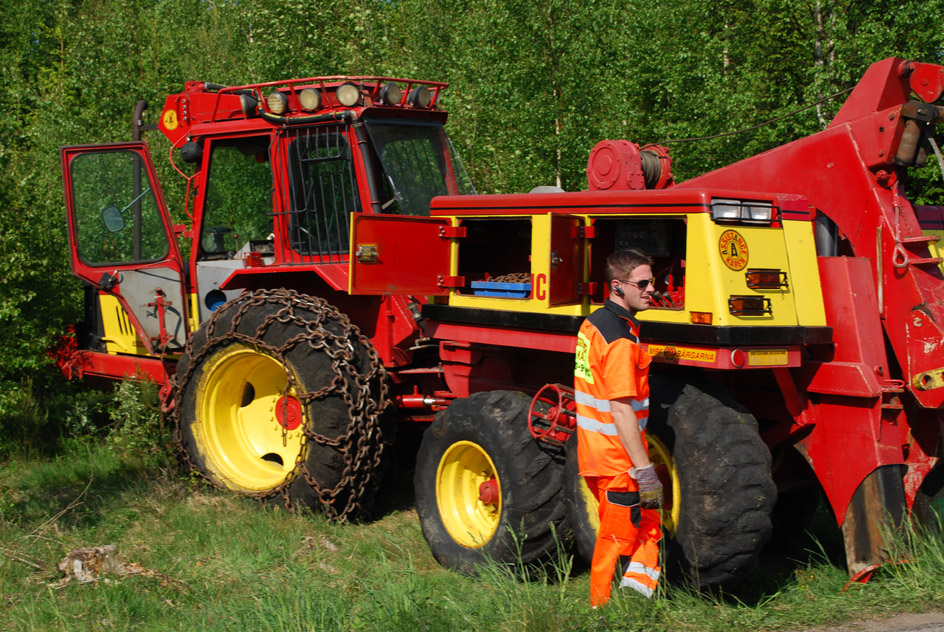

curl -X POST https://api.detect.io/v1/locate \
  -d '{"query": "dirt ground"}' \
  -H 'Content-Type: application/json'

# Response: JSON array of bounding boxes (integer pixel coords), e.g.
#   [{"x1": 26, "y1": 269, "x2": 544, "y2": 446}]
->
[{"x1": 798, "y1": 613, "x2": 944, "y2": 632}]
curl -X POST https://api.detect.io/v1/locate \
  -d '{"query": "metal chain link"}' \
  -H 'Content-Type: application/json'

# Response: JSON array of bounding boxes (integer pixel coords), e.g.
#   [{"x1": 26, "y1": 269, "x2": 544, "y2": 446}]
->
[{"x1": 170, "y1": 288, "x2": 389, "y2": 522}]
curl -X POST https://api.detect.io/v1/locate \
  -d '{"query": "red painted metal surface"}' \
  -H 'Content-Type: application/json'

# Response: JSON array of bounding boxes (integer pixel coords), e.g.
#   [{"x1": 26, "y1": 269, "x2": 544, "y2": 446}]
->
[
  {"x1": 677, "y1": 58, "x2": 944, "y2": 412},
  {"x1": 349, "y1": 214, "x2": 453, "y2": 295},
  {"x1": 66, "y1": 350, "x2": 172, "y2": 385}
]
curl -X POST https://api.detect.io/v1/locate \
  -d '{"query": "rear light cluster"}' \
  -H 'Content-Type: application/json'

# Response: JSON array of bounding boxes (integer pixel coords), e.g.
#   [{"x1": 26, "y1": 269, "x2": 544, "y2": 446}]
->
[
  {"x1": 745, "y1": 268, "x2": 788, "y2": 289},
  {"x1": 729, "y1": 296, "x2": 772, "y2": 316}
]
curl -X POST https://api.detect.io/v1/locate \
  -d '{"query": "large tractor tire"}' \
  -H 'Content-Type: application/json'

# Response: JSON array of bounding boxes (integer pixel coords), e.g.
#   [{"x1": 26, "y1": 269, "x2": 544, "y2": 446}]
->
[
  {"x1": 172, "y1": 289, "x2": 388, "y2": 521},
  {"x1": 564, "y1": 377, "x2": 776, "y2": 588},
  {"x1": 415, "y1": 390, "x2": 569, "y2": 573}
]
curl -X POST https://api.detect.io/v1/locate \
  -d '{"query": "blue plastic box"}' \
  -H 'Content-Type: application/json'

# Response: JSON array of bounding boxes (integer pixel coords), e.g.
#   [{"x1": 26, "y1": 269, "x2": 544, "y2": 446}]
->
[{"x1": 470, "y1": 280, "x2": 532, "y2": 298}]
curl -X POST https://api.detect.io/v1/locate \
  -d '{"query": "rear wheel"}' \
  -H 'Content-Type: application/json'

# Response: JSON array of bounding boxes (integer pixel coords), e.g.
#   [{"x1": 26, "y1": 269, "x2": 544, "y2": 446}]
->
[
  {"x1": 564, "y1": 377, "x2": 776, "y2": 588},
  {"x1": 173, "y1": 289, "x2": 387, "y2": 521},
  {"x1": 415, "y1": 391, "x2": 568, "y2": 573}
]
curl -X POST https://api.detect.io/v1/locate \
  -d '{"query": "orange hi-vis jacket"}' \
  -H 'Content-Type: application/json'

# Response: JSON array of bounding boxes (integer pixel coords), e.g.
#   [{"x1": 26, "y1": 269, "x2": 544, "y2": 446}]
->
[{"x1": 573, "y1": 300, "x2": 652, "y2": 477}]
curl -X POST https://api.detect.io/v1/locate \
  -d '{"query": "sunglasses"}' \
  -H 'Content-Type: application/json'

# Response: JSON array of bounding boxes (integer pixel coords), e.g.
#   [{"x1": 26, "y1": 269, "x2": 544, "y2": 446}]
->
[{"x1": 617, "y1": 278, "x2": 655, "y2": 291}]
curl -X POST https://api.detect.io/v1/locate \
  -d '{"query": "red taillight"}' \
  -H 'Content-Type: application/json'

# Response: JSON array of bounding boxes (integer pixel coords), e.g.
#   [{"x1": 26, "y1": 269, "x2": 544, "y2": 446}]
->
[
  {"x1": 729, "y1": 296, "x2": 772, "y2": 316},
  {"x1": 745, "y1": 268, "x2": 788, "y2": 289}
]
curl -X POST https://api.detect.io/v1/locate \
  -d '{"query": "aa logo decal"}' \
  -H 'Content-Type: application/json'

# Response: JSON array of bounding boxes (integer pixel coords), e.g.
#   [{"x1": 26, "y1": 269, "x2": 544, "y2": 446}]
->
[
  {"x1": 719, "y1": 230, "x2": 749, "y2": 270},
  {"x1": 162, "y1": 109, "x2": 179, "y2": 131}
]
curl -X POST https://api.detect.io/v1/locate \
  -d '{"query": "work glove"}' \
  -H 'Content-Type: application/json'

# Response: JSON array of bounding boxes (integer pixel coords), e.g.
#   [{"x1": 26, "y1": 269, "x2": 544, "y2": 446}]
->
[{"x1": 634, "y1": 464, "x2": 663, "y2": 510}]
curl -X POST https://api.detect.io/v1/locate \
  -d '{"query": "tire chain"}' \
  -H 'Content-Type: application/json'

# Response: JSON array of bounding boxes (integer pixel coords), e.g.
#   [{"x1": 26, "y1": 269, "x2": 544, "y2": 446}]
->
[{"x1": 170, "y1": 288, "x2": 389, "y2": 522}]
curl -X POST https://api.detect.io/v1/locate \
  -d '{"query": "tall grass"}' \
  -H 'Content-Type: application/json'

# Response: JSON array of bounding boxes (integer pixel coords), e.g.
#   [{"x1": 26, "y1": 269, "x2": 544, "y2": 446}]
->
[{"x1": 1, "y1": 436, "x2": 943, "y2": 631}]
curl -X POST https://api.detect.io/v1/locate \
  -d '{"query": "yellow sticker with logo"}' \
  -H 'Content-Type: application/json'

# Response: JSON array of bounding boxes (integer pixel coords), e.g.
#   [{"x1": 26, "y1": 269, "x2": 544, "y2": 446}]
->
[
  {"x1": 162, "y1": 109, "x2": 179, "y2": 131},
  {"x1": 574, "y1": 331, "x2": 594, "y2": 383},
  {"x1": 719, "y1": 230, "x2": 749, "y2": 270},
  {"x1": 646, "y1": 344, "x2": 717, "y2": 363}
]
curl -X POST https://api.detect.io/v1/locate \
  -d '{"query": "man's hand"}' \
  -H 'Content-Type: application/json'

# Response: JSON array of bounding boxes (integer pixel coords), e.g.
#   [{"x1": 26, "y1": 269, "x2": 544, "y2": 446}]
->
[{"x1": 634, "y1": 464, "x2": 663, "y2": 509}]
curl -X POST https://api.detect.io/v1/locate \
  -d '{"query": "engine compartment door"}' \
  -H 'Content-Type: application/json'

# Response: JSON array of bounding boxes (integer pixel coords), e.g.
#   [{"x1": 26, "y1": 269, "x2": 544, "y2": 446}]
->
[{"x1": 348, "y1": 213, "x2": 454, "y2": 295}]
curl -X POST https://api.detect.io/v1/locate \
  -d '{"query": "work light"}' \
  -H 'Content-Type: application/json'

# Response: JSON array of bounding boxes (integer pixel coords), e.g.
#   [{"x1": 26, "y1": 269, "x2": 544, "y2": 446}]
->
[
  {"x1": 299, "y1": 88, "x2": 321, "y2": 111},
  {"x1": 337, "y1": 82, "x2": 360, "y2": 106},
  {"x1": 379, "y1": 83, "x2": 402, "y2": 106},
  {"x1": 408, "y1": 86, "x2": 431, "y2": 108},
  {"x1": 267, "y1": 91, "x2": 288, "y2": 115}
]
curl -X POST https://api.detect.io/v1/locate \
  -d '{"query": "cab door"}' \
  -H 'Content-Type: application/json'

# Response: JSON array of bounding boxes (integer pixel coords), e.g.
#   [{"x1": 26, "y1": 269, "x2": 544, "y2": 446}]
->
[{"x1": 61, "y1": 142, "x2": 188, "y2": 354}]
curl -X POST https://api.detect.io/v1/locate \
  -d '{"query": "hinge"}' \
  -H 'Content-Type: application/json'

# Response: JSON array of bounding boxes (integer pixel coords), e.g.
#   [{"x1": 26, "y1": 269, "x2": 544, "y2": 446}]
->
[
  {"x1": 439, "y1": 226, "x2": 467, "y2": 239},
  {"x1": 578, "y1": 226, "x2": 596, "y2": 239},
  {"x1": 578, "y1": 281, "x2": 598, "y2": 296},
  {"x1": 437, "y1": 275, "x2": 465, "y2": 288}
]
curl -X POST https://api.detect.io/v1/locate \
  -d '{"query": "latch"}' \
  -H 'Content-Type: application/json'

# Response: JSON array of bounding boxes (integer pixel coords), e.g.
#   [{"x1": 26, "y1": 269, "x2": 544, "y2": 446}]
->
[
  {"x1": 356, "y1": 244, "x2": 379, "y2": 263},
  {"x1": 147, "y1": 288, "x2": 172, "y2": 348}
]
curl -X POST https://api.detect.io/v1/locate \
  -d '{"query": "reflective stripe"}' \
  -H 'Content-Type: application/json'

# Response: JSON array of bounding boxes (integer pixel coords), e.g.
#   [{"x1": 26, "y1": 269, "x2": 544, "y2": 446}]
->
[
  {"x1": 577, "y1": 391, "x2": 649, "y2": 418},
  {"x1": 574, "y1": 390, "x2": 611, "y2": 412},
  {"x1": 620, "y1": 577, "x2": 654, "y2": 598},
  {"x1": 637, "y1": 416, "x2": 649, "y2": 431},
  {"x1": 576, "y1": 414, "x2": 619, "y2": 436},
  {"x1": 625, "y1": 561, "x2": 661, "y2": 582}
]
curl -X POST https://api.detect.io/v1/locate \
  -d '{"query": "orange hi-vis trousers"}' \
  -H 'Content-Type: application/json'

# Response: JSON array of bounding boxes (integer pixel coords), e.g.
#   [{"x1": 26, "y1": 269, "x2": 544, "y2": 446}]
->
[{"x1": 586, "y1": 473, "x2": 662, "y2": 606}]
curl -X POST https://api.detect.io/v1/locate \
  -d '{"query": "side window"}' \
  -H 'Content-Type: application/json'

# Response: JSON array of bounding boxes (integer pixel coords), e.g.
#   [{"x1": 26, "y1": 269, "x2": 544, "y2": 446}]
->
[
  {"x1": 70, "y1": 150, "x2": 168, "y2": 265},
  {"x1": 200, "y1": 136, "x2": 274, "y2": 258},
  {"x1": 285, "y1": 125, "x2": 360, "y2": 257},
  {"x1": 590, "y1": 217, "x2": 687, "y2": 308}
]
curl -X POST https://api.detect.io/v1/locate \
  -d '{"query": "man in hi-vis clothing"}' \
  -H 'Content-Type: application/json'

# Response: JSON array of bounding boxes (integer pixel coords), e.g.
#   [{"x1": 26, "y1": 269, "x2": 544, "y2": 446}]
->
[{"x1": 574, "y1": 249, "x2": 663, "y2": 606}]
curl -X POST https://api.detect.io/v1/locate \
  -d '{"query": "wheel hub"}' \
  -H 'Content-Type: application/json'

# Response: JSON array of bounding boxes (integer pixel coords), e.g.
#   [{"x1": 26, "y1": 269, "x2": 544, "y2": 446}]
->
[
  {"x1": 478, "y1": 479, "x2": 499, "y2": 505},
  {"x1": 275, "y1": 395, "x2": 303, "y2": 431}
]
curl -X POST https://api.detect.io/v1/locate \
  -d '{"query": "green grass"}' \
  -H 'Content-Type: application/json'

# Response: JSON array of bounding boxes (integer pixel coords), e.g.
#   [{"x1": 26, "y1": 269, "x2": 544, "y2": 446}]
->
[{"x1": 1, "y1": 442, "x2": 942, "y2": 632}]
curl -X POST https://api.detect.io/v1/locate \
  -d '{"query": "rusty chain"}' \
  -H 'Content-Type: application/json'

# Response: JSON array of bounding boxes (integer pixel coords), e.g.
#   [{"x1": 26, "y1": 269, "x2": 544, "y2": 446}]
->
[
  {"x1": 170, "y1": 288, "x2": 389, "y2": 522},
  {"x1": 490, "y1": 272, "x2": 531, "y2": 284}
]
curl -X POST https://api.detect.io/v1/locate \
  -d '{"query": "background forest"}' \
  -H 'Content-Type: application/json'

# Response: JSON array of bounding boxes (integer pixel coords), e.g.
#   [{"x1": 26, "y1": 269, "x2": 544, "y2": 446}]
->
[{"x1": 0, "y1": 0, "x2": 942, "y2": 447}]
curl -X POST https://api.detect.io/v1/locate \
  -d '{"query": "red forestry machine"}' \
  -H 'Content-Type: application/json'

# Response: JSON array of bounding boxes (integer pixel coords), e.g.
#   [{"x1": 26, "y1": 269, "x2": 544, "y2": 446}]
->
[{"x1": 58, "y1": 58, "x2": 944, "y2": 586}]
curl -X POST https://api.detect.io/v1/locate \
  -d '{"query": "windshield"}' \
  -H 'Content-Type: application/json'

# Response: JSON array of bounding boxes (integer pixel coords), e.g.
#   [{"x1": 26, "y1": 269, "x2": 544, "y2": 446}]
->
[{"x1": 364, "y1": 120, "x2": 475, "y2": 216}]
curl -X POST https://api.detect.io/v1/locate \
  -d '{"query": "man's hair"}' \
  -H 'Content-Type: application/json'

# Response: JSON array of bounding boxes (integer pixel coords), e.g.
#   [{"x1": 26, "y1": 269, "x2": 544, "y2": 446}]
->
[{"x1": 605, "y1": 249, "x2": 653, "y2": 283}]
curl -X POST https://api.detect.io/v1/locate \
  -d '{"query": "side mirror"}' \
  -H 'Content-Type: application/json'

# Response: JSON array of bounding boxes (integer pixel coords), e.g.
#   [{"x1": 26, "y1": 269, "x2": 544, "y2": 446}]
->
[{"x1": 101, "y1": 206, "x2": 125, "y2": 233}]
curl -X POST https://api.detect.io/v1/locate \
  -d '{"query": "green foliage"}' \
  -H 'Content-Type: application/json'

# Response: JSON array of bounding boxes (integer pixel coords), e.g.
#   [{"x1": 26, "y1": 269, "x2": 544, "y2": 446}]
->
[
  {"x1": 0, "y1": 0, "x2": 943, "y2": 451},
  {"x1": 104, "y1": 380, "x2": 167, "y2": 458}
]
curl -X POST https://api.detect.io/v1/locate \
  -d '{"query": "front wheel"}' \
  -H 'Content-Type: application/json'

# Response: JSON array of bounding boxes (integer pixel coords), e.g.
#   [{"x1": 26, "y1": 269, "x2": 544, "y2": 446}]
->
[
  {"x1": 173, "y1": 289, "x2": 388, "y2": 521},
  {"x1": 415, "y1": 391, "x2": 569, "y2": 573}
]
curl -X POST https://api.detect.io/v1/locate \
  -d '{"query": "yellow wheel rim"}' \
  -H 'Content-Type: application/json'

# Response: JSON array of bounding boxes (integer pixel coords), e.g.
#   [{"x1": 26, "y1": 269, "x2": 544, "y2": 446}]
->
[
  {"x1": 194, "y1": 345, "x2": 306, "y2": 492},
  {"x1": 435, "y1": 441, "x2": 501, "y2": 548},
  {"x1": 648, "y1": 434, "x2": 681, "y2": 536}
]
